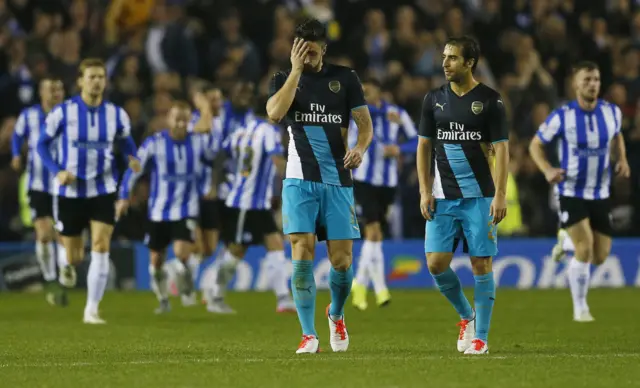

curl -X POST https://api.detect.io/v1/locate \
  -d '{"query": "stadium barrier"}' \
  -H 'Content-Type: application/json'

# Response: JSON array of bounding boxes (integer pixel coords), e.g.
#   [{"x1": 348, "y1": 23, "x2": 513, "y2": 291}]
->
[{"x1": 1, "y1": 239, "x2": 639, "y2": 292}]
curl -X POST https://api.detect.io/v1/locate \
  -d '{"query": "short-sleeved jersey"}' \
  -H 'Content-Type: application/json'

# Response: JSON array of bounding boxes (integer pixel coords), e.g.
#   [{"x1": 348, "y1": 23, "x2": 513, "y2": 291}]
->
[
  {"x1": 269, "y1": 63, "x2": 366, "y2": 187},
  {"x1": 39, "y1": 96, "x2": 133, "y2": 198},
  {"x1": 419, "y1": 83, "x2": 508, "y2": 199},
  {"x1": 536, "y1": 99, "x2": 621, "y2": 200},
  {"x1": 223, "y1": 119, "x2": 283, "y2": 210},
  {"x1": 12, "y1": 105, "x2": 55, "y2": 193},
  {"x1": 348, "y1": 101, "x2": 417, "y2": 187},
  {"x1": 119, "y1": 130, "x2": 216, "y2": 222}
]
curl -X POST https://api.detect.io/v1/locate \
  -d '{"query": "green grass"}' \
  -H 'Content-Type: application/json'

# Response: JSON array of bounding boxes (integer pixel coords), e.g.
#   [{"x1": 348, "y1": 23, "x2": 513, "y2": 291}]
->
[{"x1": 1, "y1": 289, "x2": 639, "y2": 388}]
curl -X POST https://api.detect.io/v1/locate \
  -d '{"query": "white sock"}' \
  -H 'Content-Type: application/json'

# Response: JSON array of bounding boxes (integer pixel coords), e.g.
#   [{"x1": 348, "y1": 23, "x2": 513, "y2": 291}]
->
[
  {"x1": 36, "y1": 241, "x2": 57, "y2": 282},
  {"x1": 370, "y1": 241, "x2": 388, "y2": 294},
  {"x1": 85, "y1": 251, "x2": 110, "y2": 315},
  {"x1": 568, "y1": 257, "x2": 591, "y2": 315},
  {"x1": 187, "y1": 253, "x2": 201, "y2": 282},
  {"x1": 211, "y1": 250, "x2": 240, "y2": 300},
  {"x1": 149, "y1": 264, "x2": 168, "y2": 301},
  {"x1": 355, "y1": 240, "x2": 374, "y2": 286},
  {"x1": 174, "y1": 259, "x2": 194, "y2": 295},
  {"x1": 57, "y1": 243, "x2": 68, "y2": 268},
  {"x1": 265, "y1": 250, "x2": 289, "y2": 298}
]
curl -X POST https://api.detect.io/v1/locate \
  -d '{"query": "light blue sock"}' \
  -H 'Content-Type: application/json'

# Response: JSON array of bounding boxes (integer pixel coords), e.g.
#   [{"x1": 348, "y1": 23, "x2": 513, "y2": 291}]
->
[
  {"x1": 474, "y1": 272, "x2": 496, "y2": 342},
  {"x1": 291, "y1": 260, "x2": 317, "y2": 337},
  {"x1": 432, "y1": 267, "x2": 474, "y2": 320},
  {"x1": 329, "y1": 266, "x2": 353, "y2": 318}
]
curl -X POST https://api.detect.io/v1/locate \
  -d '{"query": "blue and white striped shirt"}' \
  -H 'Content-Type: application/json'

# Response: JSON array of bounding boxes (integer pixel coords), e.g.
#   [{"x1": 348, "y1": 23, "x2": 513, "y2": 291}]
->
[
  {"x1": 536, "y1": 99, "x2": 621, "y2": 200},
  {"x1": 218, "y1": 101, "x2": 255, "y2": 199},
  {"x1": 224, "y1": 120, "x2": 283, "y2": 210},
  {"x1": 37, "y1": 96, "x2": 137, "y2": 198},
  {"x1": 349, "y1": 102, "x2": 417, "y2": 187},
  {"x1": 119, "y1": 130, "x2": 216, "y2": 222},
  {"x1": 189, "y1": 112, "x2": 224, "y2": 197},
  {"x1": 11, "y1": 105, "x2": 55, "y2": 193}
]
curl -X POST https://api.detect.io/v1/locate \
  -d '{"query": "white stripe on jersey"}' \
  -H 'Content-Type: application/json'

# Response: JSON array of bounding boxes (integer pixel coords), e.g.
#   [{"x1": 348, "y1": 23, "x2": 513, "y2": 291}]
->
[
  {"x1": 285, "y1": 125, "x2": 304, "y2": 180},
  {"x1": 14, "y1": 106, "x2": 55, "y2": 193},
  {"x1": 225, "y1": 121, "x2": 283, "y2": 210},
  {"x1": 350, "y1": 104, "x2": 417, "y2": 187},
  {"x1": 44, "y1": 97, "x2": 132, "y2": 198},
  {"x1": 536, "y1": 100, "x2": 620, "y2": 200}
]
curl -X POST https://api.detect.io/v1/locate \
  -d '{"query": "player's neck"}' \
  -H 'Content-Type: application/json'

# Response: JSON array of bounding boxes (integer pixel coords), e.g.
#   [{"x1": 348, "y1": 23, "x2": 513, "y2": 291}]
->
[
  {"x1": 577, "y1": 97, "x2": 597, "y2": 111},
  {"x1": 450, "y1": 76, "x2": 479, "y2": 97},
  {"x1": 80, "y1": 92, "x2": 102, "y2": 107},
  {"x1": 41, "y1": 103, "x2": 54, "y2": 113},
  {"x1": 169, "y1": 129, "x2": 187, "y2": 140}
]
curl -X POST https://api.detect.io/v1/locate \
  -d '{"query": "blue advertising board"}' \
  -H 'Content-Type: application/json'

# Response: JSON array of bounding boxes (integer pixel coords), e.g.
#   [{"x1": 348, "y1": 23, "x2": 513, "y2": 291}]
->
[{"x1": 133, "y1": 239, "x2": 640, "y2": 291}]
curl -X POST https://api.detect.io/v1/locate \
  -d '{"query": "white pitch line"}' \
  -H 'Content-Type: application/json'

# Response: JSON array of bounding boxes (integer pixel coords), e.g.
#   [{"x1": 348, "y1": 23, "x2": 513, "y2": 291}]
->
[{"x1": 0, "y1": 353, "x2": 638, "y2": 368}]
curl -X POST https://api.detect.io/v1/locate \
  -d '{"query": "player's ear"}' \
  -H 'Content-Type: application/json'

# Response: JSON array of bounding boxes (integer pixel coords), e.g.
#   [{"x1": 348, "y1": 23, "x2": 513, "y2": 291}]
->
[{"x1": 321, "y1": 44, "x2": 327, "y2": 55}]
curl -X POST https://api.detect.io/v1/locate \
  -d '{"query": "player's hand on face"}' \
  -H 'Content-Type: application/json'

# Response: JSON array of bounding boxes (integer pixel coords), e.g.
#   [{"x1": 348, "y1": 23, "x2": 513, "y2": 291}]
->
[
  {"x1": 543, "y1": 167, "x2": 565, "y2": 184},
  {"x1": 383, "y1": 144, "x2": 400, "y2": 158},
  {"x1": 490, "y1": 195, "x2": 507, "y2": 225},
  {"x1": 56, "y1": 170, "x2": 75, "y2": 185},
  {"x1": 615, "y1": 159, "x2": 631, "y2": 178},
  {"x1": 291, "y1": 38, "x2": 310, "y2": 72},
  {"x1": 128, "y1": 155, "x2": 142, "y2": 173},
  {"x1": 115, "y1": 199, "x2": 130, "y2": 221},
  {"x1": 386, "y1": 111, "x2": 401, "y2": 124},
  {"x1": 10, "y1": 156, "x2": 21, "y2": 172},
  {"x1": 344, "y1": 147, "x2": 364, "y2": 169},
  {"x1": 420, "y1": 193, "x2": 436, "y2": 221}
]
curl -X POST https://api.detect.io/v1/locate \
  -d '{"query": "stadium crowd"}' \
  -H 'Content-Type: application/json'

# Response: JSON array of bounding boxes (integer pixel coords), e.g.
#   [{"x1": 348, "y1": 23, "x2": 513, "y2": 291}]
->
[{"x1": 0, "y1": 0, "x2": 639, "y2": 242}]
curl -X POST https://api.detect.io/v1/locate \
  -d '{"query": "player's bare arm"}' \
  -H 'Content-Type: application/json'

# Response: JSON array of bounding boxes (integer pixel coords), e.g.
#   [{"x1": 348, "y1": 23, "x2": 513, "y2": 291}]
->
[
  {"x1": 191, "y1": 92, "x2": 214, "y2": 134},
  {"x1": 528, "y1": 136, "x2": 565, "y2": 183},
  {"x1": 271, "y1": 155, "x2": 286, "y2": 176},
  {"x1": 490, "y1": 141, "x2": 508, "y2": 224},
  {"x1": 266, "y1": 38, "x2": 309, "y2": 122},
  {"x1": 344, "y1": 105, "x2": 372, "y2": 169},
  {"x1": 612, "y1": 133, "x2": 631, "y2": 178},
  {"x1": 416, "y1": 137, "x2": 435, "y2": 220}
]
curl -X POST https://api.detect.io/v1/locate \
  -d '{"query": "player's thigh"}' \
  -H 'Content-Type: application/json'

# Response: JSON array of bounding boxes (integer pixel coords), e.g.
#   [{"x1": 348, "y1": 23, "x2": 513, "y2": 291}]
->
[
  {"x1": 326, "y1": 239, "x2": 353, "y2": 270},
  {"x1": 29, "y1": 191, "x2": 55, "y2": 239},
  {"x1": 146, "y1": 222, "x2": 173, "y2": 253},
  {"x1": 559, "y1": 196, "x2": 590, "y2": 239},
  {"x1": 247, "y1": 211, "x2": 282, "y2": 251},
  {"x1": 282, "y1": 179, "x2": 320, "y2": 235},
  {"x1": 172, "y1": 219, "x2": 197, "y2": 259},
  {"x1": 33, "y1": 218, "x2": 55, "y2": 242},
  {"x1": 588, "y1": 198, "x2": 613, "y2": 264},
  {"x1": 458, "y1": 197, "x2": 497, "y2": 258},
  {"x1": 53, "y1": 195, "x2": 88, "y2": 238},
  {"x1": 425, "y1": 199, "x2": 462, "y2": 254},
  {"x1": 320, "y1": 184, "x2": 360, "y2": 241},
  {"x1": 88, "y1": 194, "x2": 117, "y2": 250}
]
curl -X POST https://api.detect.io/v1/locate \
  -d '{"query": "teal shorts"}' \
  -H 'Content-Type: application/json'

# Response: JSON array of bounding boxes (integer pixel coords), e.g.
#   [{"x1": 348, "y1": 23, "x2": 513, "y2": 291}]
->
[
  {"x1": 282, "y1": 178, "x2": 360, "y2": 241},
  {"x1": 425, "y1": 197, "x2": 498, "y2": 257}
]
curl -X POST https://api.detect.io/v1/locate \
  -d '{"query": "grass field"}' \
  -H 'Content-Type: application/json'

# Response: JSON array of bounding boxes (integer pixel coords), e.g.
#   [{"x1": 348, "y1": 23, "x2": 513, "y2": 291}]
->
[{"x1": 1, "y1": 288, "x2": 639, "y2": 388}]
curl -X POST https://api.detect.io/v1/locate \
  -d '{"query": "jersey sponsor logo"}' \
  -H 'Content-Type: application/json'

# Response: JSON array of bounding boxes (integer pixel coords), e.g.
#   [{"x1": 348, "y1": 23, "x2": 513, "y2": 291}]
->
[
  {"x1": 328, "y1": 80, "x2": 341, "y2": 93},
  {"x1": 162, "y1": 173, "x2": 197, "y2": 182},
  {"x1": 72, "y1": 140, "x2": 111, "y2": 150},
  {"x1": 436, "y1": 122, "x2": 482, "y2": 141},
  {"x1": 572, "y1": 148, "x2": 609, "y2": 158},
  {"x1": 471, "y1": 101, "x2": 483, "y2": 115},
  {"x1": 294, "y1": 103, "x2": 343, "y2": 124}
]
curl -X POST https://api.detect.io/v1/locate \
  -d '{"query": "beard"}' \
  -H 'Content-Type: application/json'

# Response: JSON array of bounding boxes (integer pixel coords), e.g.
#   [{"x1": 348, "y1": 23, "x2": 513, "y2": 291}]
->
[{"x1": 580, "y1": 91, "x2": 597, "y2": 103}]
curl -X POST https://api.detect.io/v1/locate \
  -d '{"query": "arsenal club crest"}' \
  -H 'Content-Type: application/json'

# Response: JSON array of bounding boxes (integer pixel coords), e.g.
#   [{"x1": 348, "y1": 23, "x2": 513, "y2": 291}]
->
[
  {"x1": 329, "y1": 80, "x2": 341, "y2": 93},
  {"x1": 471, "y1": 101, "x2": 483, "y2": 115}
]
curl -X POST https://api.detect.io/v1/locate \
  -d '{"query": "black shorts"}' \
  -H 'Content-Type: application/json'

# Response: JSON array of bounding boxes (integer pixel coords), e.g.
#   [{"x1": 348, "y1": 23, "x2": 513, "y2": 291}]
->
[
  {"x1": 558, "y1": 196, "x2": 612, "y2": 236},
  {"x1": 199, "y1": 198, "x2": 224, "y2": 230},
  {"x1": 221, "y1": 207, "x2": 278, "y2": 245},
  {"x1": 146, "y1": 219, "x2": 197, "y2": 251},
  {"x1": 353, "y1": 181, "x2": 396, "y2": 224},
  {"x1": 53, "y1": 193, "x2": 116, "y2": 236},
  {"x1": 27, "y1": 191, "x2": 53, "y2": 220}
]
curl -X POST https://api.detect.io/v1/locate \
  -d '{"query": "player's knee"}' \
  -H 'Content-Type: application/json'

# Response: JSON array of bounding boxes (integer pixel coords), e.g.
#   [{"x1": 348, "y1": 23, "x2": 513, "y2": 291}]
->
[
  {"x1": 173, "y1": 242, "x2": 191, "y2": 260},
  {"x1": 470, "y1": 257, "x2": 492, "y2": 275},
  {"x1": 573, "y1": 243, "x2": 593, "y2": 263},
  {"x1": 150, "y1": 251, "x2": 164, "y2": 267},
  {"x1": 289, "y1": 234, "x2": 315, "y2": 260},
  {"x1": 227, "y1": 243, "x2": 246, "y2": 259},
  {"x1": 264, "y1": 233, "x2": 284, "y2": 251},
  {"x1": 426, "y1": 253, "x2": 452, "y2": 275},
  {"x1": 202, "y1": 244, "x2": 215, "y2": 257},
  {"x1": 364, "y1": 222, "x2": 382, "y2": 241},
  {"x1": 592, "y1": 251, "x2": 609, "y2": 266},
  {"x1": 329, "y1": 250, "x2": 352, "y2": 271},
  {"x1": 91, "y1": 240, "x2": 109, "y2": 253}
]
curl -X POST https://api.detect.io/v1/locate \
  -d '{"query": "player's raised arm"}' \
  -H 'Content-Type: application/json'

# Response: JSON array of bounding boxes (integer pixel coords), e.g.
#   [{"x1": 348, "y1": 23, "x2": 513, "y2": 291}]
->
[
  {"x1": 266, "y1": 38, "x2": 309, "y2": 122},
  {"x1": 529, "y1": 111, "x2": 565, "y2": 184},
  {"x1": 345, "y1": 70, "x2": 373, "y2": 169},
  {"x1": 37, "y1": 105, "x2": 65, "y2": 176},
  {"x1": 416, "y1": 92, "x2": 435, "y2": 220},
  {"x1": 192, "y1": 92, "x2": 214, "y2": 134},
  {"x1": 488, "y1": 97, "x2": 509, "y2": 224}
]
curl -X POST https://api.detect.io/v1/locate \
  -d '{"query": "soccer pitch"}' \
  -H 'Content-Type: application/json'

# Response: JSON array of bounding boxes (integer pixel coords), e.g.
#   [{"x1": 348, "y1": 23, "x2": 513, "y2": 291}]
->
[{"x1": 1, "y1": 289, "x2": 639, "y2": 387}]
